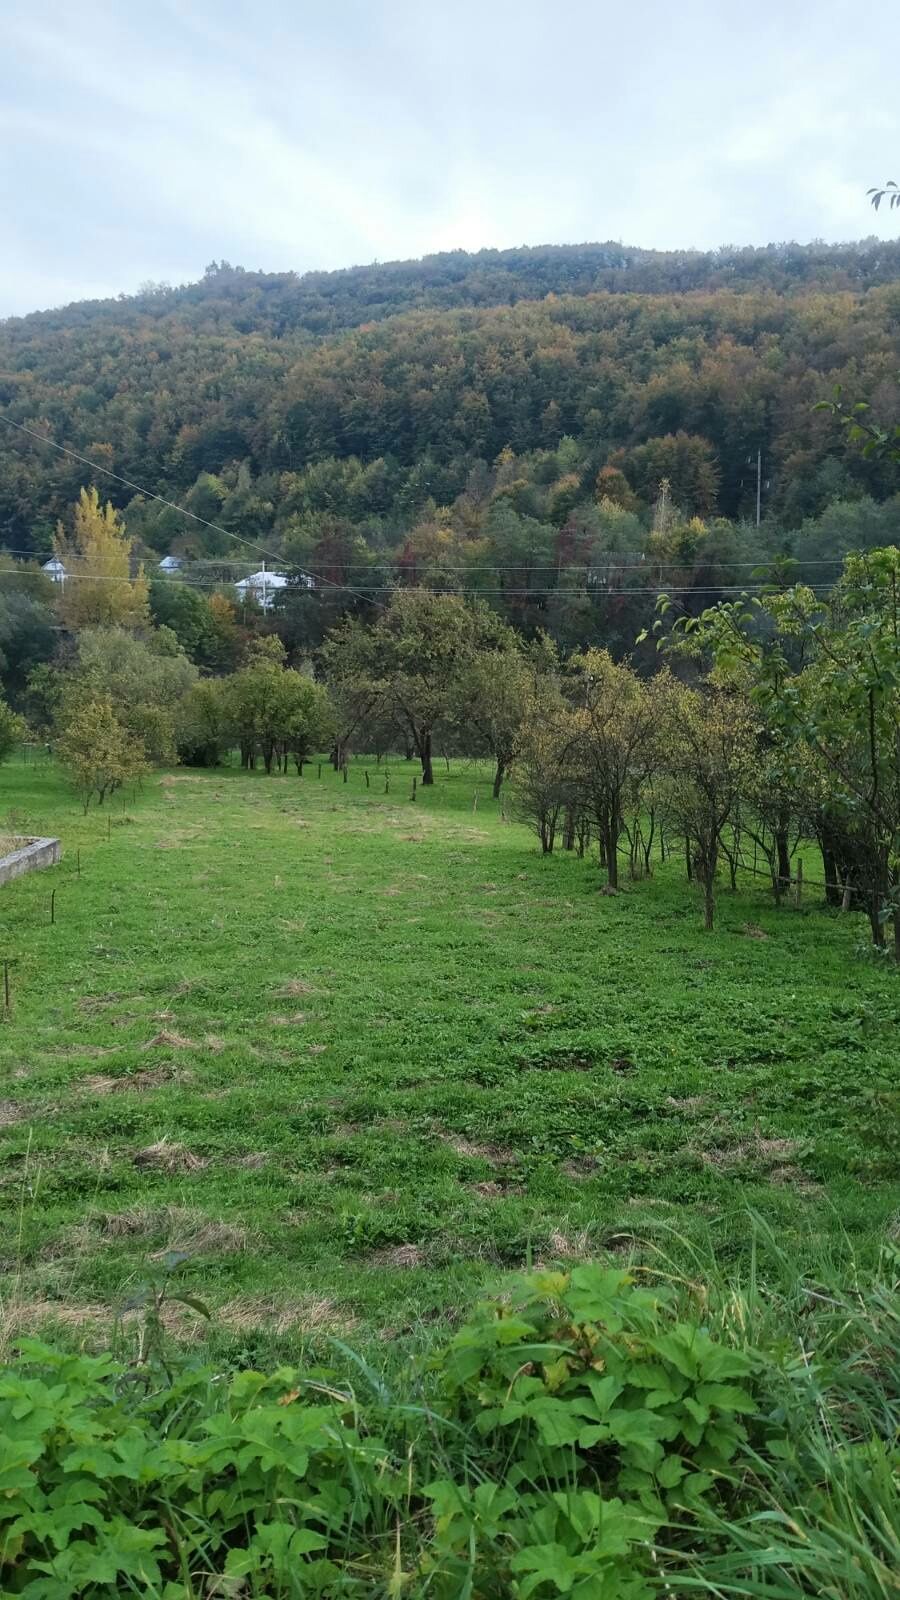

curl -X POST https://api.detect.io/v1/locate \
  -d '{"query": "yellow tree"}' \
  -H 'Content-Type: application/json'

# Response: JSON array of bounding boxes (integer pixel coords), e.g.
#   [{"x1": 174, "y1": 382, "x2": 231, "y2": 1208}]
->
[{"x1": 55, "y1": 487, "x2": 149, "y2": 629}]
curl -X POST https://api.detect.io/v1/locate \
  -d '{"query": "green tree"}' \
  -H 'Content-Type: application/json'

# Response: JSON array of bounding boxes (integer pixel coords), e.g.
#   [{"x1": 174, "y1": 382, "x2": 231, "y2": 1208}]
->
[
  {"x1": 322, "y1": 590, "x2": 507, "y2": 784},
  {"x1": 566, "y1": 651, "x2": 658, "y2": 890},
  {"x1": 57, "y1": 696, "x2": 148, "y2": 812},
  {"x1": 0, "y1": 695, "x2": 25, "y2": 765},
  {"x1": 65, "y1": 627, "x2": 197, "y2": 765},
  {"x1": 659, "y1": 681, "x2": 755, "y2": 931}
]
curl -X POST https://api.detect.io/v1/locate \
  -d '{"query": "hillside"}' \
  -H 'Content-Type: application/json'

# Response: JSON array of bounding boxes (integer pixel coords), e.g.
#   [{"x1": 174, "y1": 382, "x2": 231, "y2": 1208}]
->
[{"x1": 1, "y1": 240, "x2": 900, "y2": 587}]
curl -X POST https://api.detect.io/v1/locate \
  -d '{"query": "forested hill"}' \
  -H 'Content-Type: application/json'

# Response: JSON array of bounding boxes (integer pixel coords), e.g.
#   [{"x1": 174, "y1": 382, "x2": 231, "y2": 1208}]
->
[
  {"x1": 7, "y1": 238, "x2": 900, "y2": 339},
  {"x1": 2, "y1": 239, "x2": 900, "y2": 578}
]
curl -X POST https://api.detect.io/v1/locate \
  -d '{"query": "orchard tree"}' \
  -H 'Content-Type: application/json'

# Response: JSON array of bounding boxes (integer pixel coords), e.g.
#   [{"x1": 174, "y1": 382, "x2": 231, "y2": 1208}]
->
[
  {"x1": 177, "y1": 679, "x2": 231, "y2": 766},
  {"x1": 0, "y1": 696, "x2": 25, "y2": 765},
  {"x1": 322, "y1": 589, "x2": 507, "y2": 784},
  {"x1": 660, "y1": 682, "x2": 755, "y2": 931},
  {"x1": 566, "y1": 650, "x2": 658, "y2": 890},
  {"x1": 60, "y1": 627, "x2": 197, "y2": 766},
  {"x1": 57, "y1": 696, "x2": 148, "y2": 811},
  {"x1": 452, "y1": 635, "x2": 535, "y2": 797},
  {"x1": 512, "y1": 685, "x2": 580, "y2": 854},
  {"x1": 54, "y1": 488, "x2": 150, "y2": 630},
  {"x1": 661, "y1": 547, "x2": 900, "y2": 954}
]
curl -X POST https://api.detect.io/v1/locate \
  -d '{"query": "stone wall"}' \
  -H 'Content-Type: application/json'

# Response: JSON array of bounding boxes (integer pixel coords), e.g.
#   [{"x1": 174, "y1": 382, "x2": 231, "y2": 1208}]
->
[{"x1": 0, "y1": 837, "x2": 61, "y2": 887}]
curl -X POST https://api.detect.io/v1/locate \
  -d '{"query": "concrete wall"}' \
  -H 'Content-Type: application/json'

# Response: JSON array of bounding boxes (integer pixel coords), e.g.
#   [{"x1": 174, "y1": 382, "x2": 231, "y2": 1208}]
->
[{"x1": 0, "y1": 837, "x2": 61, "y2": 887}]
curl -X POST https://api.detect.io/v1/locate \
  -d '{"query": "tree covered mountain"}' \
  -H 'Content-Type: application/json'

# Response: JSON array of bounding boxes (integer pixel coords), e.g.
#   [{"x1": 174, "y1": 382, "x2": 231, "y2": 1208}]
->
[{"x1": 1, "y1": 240, "x2": 899, "y2": 600}]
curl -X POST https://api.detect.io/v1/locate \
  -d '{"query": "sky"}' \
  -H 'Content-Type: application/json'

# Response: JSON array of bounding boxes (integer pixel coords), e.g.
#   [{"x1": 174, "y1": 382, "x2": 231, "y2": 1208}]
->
[{"x1": 1, "y1": 0, "x2": 898, "y2": 317}]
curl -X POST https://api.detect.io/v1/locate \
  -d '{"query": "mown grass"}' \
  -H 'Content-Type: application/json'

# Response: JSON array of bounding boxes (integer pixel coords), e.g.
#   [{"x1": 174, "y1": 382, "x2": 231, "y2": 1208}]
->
[{"x1": 0, "y1": 752, "x2": 898, "y2": 1359}]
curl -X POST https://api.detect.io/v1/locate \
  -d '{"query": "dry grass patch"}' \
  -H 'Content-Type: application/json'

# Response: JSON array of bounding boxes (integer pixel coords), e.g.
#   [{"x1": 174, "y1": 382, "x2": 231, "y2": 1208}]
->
[
  {"x1": 144, "y1": 1029, "x2": 196, "y2": 1050},
  {"x1": 0, "y1": 1100, "x2": 28, "y2": 1127},
  {"x1": 546, "y1": 1228, "x2": 593, "y2": 1260},
  {"x1": 217, "y1": 1295, "x2": 354, "y2": 1337},
  {"x1": 78, "y1": 1066, "x2": 184, "y2": 1095},
  {"x1": 370, "y1": 1243, "x2": 425, "y2": 1269},
  {"x1": 441, "y1": 1132, "x2": 518, "y2": 1166},
  {"x1": 268, "y1": 1013, "x2": 309, "y2": 1027},
  {"x1": 702, "y1": 1135, "x2": 807, "y2": 1172},
  {"x1": 275, "y1": 979, "x2": 317, "y2": 997},
  {"x1": 132, "y1": 1139, "x2": 208, "y2": 1174}
]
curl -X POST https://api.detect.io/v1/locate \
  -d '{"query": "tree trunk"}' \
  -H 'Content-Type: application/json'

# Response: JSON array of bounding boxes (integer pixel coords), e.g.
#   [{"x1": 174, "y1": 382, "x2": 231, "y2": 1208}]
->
[
  {"x1": 685, "y1": 837, "x2": 693, "y2": 881},
  {"x1": 420, "y1": 730, "x2": 434, "y2": 786},
  {"x1": 775, "y1": 822, "x2": 791, "y2": 897},
  {"x1": 492, "y1": 758, "x2": 506, "y2": 800},
  {"x1": 563, "y1": 804, "x2": 576, "y2": 851},
  {"x1": 703, "y1": 874, "x2": 715, "y2": 931},
  {"x1": 605, "y1": 817, "x2": 619, "y2": 890}
]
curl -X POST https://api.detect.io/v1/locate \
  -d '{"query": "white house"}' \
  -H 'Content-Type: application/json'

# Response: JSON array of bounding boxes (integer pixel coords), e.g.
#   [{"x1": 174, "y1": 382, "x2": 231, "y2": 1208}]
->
[
  {"x1": 158, "y1": 555, "x2": 183, "y2": 573},
  {"x1": 234, "y1": 567, "x2": 316, "y2": 610},
  {"x1": 41, "y1": 557, "x2": 67, "y2": 584},
  {"x1": 234, "y1": 568, "x2": 289, "y2": 611}
]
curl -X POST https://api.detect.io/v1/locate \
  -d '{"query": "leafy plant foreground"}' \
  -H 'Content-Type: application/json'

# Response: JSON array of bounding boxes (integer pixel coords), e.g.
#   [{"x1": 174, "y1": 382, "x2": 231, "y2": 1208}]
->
[{"x1": 1, "y1": 1257, "x2": 898, "y2": 1598}]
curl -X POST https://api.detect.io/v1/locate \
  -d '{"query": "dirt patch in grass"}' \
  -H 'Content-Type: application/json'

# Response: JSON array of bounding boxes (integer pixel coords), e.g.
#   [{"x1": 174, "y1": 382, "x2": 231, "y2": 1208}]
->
[
  {"x1": 769, "y1": 1164, "x2": 823, "y2": 1195},
  {"x1": 78, "y1": 992, "x2": 125, "y2": 1013},
  {"x1": 666, "y1": 1095, "x2": 707, "y2": 1112},
  {"x1": 441, "y1": 1132, "x2": 519, "y2": 1166},
  {"x1": 561, "y1": 1157, "x2": 601, "y2": 1180},
  {"x1": 132, "y1": 1139, "x2": 208, "y2": 1174},
  {"x1": 268, "y1": 1013, "x2": 309, "y2": 1027},
  {"x1": 233, "y1": 1151, "x2": 269, "y2": 1169},
  {"x1": 0, "y1": 1100, "x2": 28, "y2": 1127},
  {"x1": 275, "y1": 979, "x2": 317, "y2": 997}
]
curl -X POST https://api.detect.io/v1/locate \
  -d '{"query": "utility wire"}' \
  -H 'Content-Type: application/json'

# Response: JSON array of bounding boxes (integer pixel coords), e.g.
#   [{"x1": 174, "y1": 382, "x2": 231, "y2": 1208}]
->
[{"x1": 0, "y1": 413, "x2": 383, "y2": 611}]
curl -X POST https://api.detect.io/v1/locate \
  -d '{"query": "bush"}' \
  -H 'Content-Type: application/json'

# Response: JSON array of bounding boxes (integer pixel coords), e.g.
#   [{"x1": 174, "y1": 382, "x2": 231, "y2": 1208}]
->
[{"x1": 0, "y1": 1259, "x2": 896, "y2": 1597}]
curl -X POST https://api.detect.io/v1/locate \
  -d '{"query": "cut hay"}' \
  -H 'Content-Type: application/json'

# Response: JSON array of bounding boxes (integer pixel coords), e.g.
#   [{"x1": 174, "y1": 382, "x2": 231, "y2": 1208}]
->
[
  {"x1": 217, "y1": 1295, "x2": 353, "y2": 1338},
  {"x1": 132, "y1": 1140, "x2": 208, "y2": 1174},
  {"x1": 369, "y1": 1243, "x2": 425, "y2": 1269}
]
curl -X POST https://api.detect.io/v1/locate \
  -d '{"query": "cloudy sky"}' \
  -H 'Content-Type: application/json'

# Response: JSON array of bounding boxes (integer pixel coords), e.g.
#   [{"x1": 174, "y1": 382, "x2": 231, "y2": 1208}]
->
[{"x1": 1, "y1": 0, "x2": 898, "y2": 317}]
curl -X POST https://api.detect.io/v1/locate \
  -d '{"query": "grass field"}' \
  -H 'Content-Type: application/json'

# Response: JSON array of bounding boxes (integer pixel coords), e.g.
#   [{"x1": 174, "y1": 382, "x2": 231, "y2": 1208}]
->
[{"x1": 1, "y1": 753, "x2": 897, "y2": 1359}]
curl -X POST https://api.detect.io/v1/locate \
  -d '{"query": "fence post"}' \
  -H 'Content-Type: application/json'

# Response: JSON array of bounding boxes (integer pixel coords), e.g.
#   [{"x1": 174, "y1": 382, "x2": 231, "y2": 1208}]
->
[
  {"x1": 411, "y1": 777, "x2": 417, "y2": 802},
  {"x1": 365, "y1": 771, "x2": 370, "y2": 789},
  {"x1": 794, "y1": 858, "x2": 803, "y2": 909},
  {"x1": 50, "y1": 889, "x2": 56, "y2": 926}
]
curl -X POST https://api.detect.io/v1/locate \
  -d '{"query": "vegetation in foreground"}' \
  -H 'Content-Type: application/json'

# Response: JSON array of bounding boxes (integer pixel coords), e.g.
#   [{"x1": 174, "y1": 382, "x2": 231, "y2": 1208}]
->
[
  {"x1": 0, "y1": 757, "x2": 897, "y2": 1355},
  {"x1": 1, "y1": 1248, "x2": 897, "y2": 1597}
]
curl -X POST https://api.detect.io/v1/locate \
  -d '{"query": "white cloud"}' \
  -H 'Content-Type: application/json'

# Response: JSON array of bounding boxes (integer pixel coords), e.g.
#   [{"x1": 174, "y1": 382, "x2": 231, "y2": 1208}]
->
[{"x1": 1, "y1": 0, "x2": 898, "y2": 315}]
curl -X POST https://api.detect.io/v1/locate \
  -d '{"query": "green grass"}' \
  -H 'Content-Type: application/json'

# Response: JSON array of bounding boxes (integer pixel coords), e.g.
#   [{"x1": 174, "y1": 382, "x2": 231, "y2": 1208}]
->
[{"x1": 0, "y1": 753, "x2": 897, "y2": 1357}]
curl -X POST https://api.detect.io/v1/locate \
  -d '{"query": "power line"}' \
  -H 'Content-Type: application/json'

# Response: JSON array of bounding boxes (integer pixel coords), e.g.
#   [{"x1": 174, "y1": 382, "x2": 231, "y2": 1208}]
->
[{"x1": 0, "y1": 413, "x2": 383, "y2": 611}]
